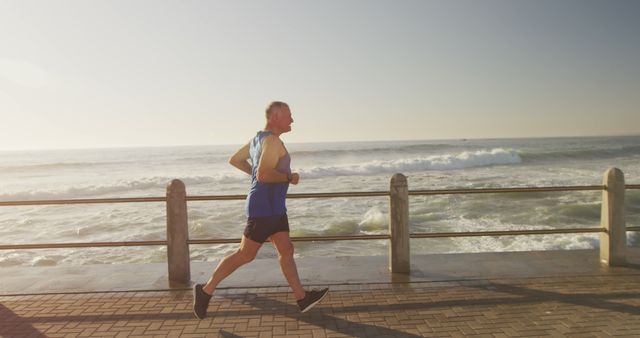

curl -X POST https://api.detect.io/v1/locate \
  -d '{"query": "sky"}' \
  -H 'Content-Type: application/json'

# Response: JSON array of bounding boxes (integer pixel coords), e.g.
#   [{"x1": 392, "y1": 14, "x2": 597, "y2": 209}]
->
[{"x1": 1, "y1": 0, "x2": 639, "y2": 151}]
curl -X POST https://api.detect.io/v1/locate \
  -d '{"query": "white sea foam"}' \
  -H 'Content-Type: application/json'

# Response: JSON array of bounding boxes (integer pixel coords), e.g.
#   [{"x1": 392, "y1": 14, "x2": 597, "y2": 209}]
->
[
  {"x1": 358, "y1": 206, "x2": 388, "y2": 234},
  {"x1": 299, "y1": 148, "x2": 521, "y2": 178},
  {"x1": 0, "y1": 174, "x2": 242, "y2": 200}
]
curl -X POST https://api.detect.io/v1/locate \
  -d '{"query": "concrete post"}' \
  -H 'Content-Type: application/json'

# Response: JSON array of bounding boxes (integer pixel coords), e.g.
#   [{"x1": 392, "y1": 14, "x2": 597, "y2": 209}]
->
[
  {"x1": 389, "y1": 173, "x2": 410, "y2": 273},
  {"x1": 166, "y1": 179, "x2": 191, "y2": 284},
  {"x1": 600, "y1": 168, "x2": 626, "y2": 266}
]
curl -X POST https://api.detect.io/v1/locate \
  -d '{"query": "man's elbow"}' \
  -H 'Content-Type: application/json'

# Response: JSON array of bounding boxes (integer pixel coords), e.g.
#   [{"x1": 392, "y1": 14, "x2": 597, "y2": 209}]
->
[
  {"x1": 229, "y1": 157, "x2": 241, "y2": 167},
  {"x1": 256, "y1": 170, "x2": 269, "y2": 183}
]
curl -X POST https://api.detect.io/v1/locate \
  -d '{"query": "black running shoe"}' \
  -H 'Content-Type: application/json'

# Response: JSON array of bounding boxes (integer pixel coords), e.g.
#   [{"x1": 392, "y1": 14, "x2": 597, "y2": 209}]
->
[
  {"x1": 297, "y1": 288, "x2": 329, "y2": 313},
  {"x1": 193, "y1": 284, "x2": 212, "y2": 319}
]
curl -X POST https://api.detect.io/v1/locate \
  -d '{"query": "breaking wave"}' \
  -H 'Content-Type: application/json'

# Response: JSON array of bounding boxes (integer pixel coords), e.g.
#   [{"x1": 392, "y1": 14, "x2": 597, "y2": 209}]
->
[
  {"x1": 0, "y1": 175, "x2": 241, "y2": 201},
  {"x1": 299, "y1": 148, "x2": 522, "y2": 178}
]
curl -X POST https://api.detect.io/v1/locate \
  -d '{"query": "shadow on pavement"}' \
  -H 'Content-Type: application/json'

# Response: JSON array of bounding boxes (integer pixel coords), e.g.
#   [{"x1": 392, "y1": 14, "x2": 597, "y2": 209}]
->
[{"x1": 0, "y1": 303, "x2": 47, "y2": 338}]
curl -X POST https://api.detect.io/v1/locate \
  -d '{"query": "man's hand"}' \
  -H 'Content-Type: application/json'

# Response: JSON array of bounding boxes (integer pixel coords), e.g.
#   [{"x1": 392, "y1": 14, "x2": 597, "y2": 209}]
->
[{"x1": 290, "y1": 172, "x2": 300, "y2": 185}]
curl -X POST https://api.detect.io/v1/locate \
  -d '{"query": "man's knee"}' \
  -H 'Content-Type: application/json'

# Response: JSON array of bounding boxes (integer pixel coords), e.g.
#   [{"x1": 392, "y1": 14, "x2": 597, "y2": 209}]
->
[
  {"x1": 236, "y1": 248, "x2": 257, "y2": 264},
  {"x1": 277, "y1": 242, "x2": 295, "y2": 259}
]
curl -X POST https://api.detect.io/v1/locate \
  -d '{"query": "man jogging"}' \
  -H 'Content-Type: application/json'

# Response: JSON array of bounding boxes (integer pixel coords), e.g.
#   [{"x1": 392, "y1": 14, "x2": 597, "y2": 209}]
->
[{"x1": 193, "y1": 101, "x2": 329, "y2": 319}]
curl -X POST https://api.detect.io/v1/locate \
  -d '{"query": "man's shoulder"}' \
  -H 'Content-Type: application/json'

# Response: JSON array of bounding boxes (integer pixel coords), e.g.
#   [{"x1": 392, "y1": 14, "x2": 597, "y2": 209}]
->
[{"x1": 262, "y1": 134, "x2": 282, "y2": 145}]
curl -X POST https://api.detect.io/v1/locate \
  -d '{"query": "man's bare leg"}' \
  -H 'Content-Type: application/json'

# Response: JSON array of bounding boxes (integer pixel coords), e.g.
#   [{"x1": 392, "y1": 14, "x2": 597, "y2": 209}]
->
[
  {"x1": 269, "y1": 231, "x2": 306, "y2": 300},
  {"x1": 202, "y1": 236, "x2": 262, "y2": 295}
]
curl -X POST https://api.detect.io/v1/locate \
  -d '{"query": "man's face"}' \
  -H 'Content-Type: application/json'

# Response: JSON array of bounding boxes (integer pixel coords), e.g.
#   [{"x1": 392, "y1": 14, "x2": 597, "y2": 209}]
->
[{"x1": 274, "y1": 106, "x2": 294, "y2": 133}]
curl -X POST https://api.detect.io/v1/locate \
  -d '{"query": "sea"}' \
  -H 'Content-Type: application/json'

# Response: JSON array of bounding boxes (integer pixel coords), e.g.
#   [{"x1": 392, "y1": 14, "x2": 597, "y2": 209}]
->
[{"x1": 1, "y1": 136, "x2": 639, "y2": 267}]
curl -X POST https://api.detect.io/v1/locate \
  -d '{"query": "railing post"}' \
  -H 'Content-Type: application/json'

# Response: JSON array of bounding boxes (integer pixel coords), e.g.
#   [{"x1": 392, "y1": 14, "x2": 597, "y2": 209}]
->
[
  {"x1": 600, "y1": 168, "x2": 626, "y2": 266},
  {"x1": 166, "y1": 179, "x2": 191, "y2": 284},
  {"x1": 389, "y1": 173, "x2": 410, "y2": 273}
]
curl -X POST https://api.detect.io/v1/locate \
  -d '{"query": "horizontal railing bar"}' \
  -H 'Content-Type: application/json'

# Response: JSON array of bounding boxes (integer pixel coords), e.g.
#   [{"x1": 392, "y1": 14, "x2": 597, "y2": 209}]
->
[
  {"x1": 189, "y1": 186, "x2": 608, "y2": 201},
  {"x1": 0, "y1": 192, "x2": 391, "y2": 206},
  {"x1": 0, "y1": 240, "x2": 168, "y2": 250},
  {"x1": 409, "y1": 186, "x2": 604, "y2": 196},
  {"x1": 188, "y1": 239, "x2": 241, "y2": 244},
  {"x1": 187, "y1": 191, "x2": 390, "y2": 202},
  {"x1": 288, "y1": 192, "x2": 391, "y2": 199},
  {"x1": 188, "y1": 234, "x2": 391, "y2": 245},
  {"x1": 2, "y1": 228, "x2": 610, "y2": 250},
  {"x1": 410, "y1": 228, "x2": 604, "y2": 238},
  {"x1": 0, "y1": 235, "x2": 393, "y2": 250},
  {"x1": 0, "y1": 197, "x2": 166, "y2": 207},
  {"x1": 291, "y1": 234, "x2": 391, "y2": 241},
  {"x1": 7, "y1": 184, "x2": 634, "y2": 207},
  {"x1": 627, "y1": 226, "x2": 640, "y2": 232},
  {"x1": 186, "y1": 195, "x2": 246, "y2": 201}
]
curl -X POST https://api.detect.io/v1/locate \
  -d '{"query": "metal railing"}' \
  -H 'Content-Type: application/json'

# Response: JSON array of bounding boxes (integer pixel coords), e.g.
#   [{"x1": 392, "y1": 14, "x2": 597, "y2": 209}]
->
[{"x1": 0, "y1": 169, "x2": 638, "y2": 284}]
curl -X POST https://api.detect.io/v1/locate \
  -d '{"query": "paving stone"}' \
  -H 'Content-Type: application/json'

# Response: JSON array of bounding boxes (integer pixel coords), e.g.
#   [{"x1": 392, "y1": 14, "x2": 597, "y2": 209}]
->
[{"x1": 1, "y1": 274, "x2": 640, "y2": 337}]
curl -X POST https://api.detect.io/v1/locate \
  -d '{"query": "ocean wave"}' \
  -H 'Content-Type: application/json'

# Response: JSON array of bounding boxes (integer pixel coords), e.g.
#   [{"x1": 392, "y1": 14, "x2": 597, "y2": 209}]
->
[
  {"x1": 0, "y1": 174, "x2": 241, "y2": 201},
  {"x1": 291, "y1": 140, "x2": 640, "y2": 163},
  {"x1": 0, "y1": 161, "x2": 118, "y2": 174},
  {"x1": 290, "y1": 143, "x2": 454, "y2": 158},
  {"x1": 0, "y1": 158, "x2": 226, "y2": 174},
  {"x1": 299, "y1": 148, "x2": 522, "y2": 178},
  {"x1": 519, "y1": 145, "x2": 640, "y2": 163}
]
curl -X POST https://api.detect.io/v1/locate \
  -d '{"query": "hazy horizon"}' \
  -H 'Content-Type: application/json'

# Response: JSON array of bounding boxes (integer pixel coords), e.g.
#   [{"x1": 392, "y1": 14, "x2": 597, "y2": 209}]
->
[{"x1": 1, "y1": 133, "x2": 638, "y2": 153}]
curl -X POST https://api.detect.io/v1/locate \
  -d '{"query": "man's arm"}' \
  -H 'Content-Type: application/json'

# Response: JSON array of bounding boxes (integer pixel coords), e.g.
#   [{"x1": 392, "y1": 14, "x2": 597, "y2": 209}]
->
[
  {"x1": 229, "y1": 143, "x2": 252, "y2": 175},
  {"x1": 256, "y1": 136, "x2": 298, "y2": 184}
]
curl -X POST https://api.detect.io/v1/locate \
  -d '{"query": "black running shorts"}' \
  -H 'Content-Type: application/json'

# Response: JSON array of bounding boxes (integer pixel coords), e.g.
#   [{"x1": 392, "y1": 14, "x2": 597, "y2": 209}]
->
[{"x1": 244, "y1": 214, "x2": 290, "y2": 244}]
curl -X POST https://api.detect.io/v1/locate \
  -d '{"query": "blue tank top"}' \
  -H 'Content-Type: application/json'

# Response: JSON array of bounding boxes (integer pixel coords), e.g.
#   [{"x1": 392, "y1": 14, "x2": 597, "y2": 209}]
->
[{"x1": 246, "y1": 131, "x2": 291, "y2": 218}]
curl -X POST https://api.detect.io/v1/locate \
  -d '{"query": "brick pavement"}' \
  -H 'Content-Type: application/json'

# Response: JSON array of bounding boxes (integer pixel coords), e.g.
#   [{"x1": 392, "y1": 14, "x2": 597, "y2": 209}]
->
[{"x1": 1, "y1": 274, "x2": 640, "y2": 337}]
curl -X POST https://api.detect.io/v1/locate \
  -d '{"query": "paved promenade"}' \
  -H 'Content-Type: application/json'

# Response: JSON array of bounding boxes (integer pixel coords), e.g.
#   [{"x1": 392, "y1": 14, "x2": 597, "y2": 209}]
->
[{"x1": 1, "y1": 250, "x2": 640, "y2": 337}]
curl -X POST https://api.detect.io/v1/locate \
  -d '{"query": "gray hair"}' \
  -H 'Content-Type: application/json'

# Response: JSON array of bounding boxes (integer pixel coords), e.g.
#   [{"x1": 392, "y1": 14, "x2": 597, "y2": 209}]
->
[{"x1": 265, "y1": 101, "x2": 289, "y2": 119}]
